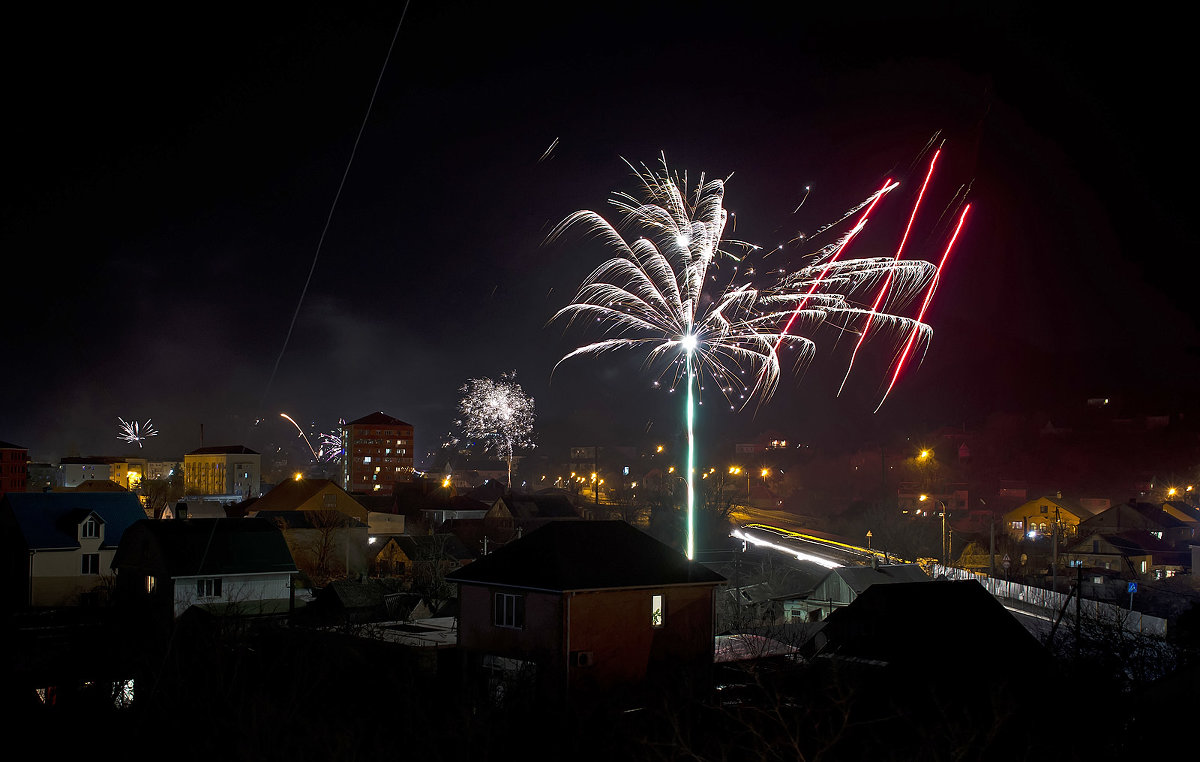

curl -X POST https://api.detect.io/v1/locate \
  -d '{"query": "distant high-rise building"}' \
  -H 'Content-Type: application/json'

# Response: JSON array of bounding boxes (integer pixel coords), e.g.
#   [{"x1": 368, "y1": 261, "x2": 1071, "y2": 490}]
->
[{"x1": 341, "y1": 412, "x2": 414, "y2": 494}]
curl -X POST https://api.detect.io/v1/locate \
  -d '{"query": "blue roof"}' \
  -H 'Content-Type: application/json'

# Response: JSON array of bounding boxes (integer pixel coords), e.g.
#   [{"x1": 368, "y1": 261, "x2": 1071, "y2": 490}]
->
[{"x1": 2, "y1": 492, "x2": 148, "y2": 550}]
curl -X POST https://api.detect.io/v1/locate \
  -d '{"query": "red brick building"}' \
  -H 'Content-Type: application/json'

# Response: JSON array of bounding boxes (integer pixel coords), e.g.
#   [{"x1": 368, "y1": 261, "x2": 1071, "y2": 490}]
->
[
  {"x1": 0, "y1": 441, "x2": 27, "y2": 498},
  {"x1": 340, "y1": 412, "x2": 415, "y2": 494},
  {"x1": 447, "y1": 521, "x2": 725, "y2": 707}
]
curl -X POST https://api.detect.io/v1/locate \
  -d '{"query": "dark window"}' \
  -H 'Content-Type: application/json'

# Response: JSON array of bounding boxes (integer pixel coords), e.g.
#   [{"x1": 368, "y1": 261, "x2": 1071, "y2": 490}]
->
[
  {"x1": 197, "y1": 578, "x2": 222, "y2": 598},
  {"x1": 81, "y1": 553, "x2": 100, "y2": 574},
  {"x1": 494, "y1": 592, "x2": 525, "y2": 628}
]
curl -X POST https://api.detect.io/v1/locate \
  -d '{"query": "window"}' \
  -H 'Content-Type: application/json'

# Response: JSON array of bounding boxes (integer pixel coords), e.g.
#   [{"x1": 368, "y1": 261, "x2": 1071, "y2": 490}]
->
[
  {"x1": 323, "y1": 494, "x2": 337, "y2": 508},
  {"x1": 494, "y1": 592, "x2": 525, "y2": 628},
  {"x1": 81, "y1": 516, "x2": 99, "y2": 539},
  {"x1": 197, "y1": 578, "x2": 222, "y2": 598},
  {"x1": 1011, "y1": 521, "x2": 1023, "y2": 530},
  {"x1": 1040, "y1": 505, "x2": 1048, "y2": 514},
  {"x1": 145, "y1": 575, "x2": 157, "y2": 594},
  {"x1": 81, "y1": 553, "x2": 100, "y2": 574},
  {"x1": 651, "y1": 594, "x2": 664, "y2": 627},
  {"x1": 1140, "y1": 560, "x2": 1148, "y2": 573}
]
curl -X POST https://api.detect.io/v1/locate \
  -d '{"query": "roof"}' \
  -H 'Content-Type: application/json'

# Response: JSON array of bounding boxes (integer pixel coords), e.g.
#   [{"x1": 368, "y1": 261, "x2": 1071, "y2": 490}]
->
[
  {"x1": 446, "y1": 520, "x2": 725, "y2": 592},
  {"x1": 2, "y1": 492, "x2": 148, "y2": 550},
  {"x1": 807, "y1": 580, "x2": 1046, "y2": 671},
  {"x1": 498, "y1": 493, "x2": 580, "y2": 519},
  {"x1": 1070, "y1": 529, "x2": 1177, "y2": 555},
  {"x1": 112, "y1": 518, "x2": 297, "y2": 577},
  {"x1": 825, "y1": 564, "x2": 930, "y2": 594},
  {"x1": 251, "y1": 478, "x2": 360, "y2": 513},
  {"x1": 346, "y1": 411, "x2": 412, "y2": 427},
  {"x1": 186, "y1": 445, "x2": 259, "y2": 455},
  {"x1": 0, "y1": 440, "x2": 26, "y2": 449},
  {"x1": 62, "y1": 479, "x2": 129, "y2": 492}
]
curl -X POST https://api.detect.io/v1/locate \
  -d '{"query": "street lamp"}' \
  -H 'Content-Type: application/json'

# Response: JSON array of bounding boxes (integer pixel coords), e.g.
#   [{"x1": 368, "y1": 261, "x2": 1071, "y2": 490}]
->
[{"x1": 920, "y1": 494, "x2": 949, "y2": 566}]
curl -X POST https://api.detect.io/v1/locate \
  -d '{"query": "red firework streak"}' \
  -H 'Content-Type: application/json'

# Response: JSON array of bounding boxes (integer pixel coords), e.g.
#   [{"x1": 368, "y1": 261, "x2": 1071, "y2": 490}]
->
[
  {"x1": 874, "y1": 202, "x2": 971, "y2": 412},
  {"x1": 772, "y1": 178, "x2": 897, "y2": 354},
  {"x1": 838, "y1": 149, "x2": 941, "y2": 395}
]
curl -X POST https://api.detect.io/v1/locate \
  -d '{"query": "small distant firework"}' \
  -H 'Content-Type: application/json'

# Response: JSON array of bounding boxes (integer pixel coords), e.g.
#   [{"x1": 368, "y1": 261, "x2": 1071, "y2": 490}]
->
[
  {"x1": 453, "y1": 372, "x2": 536, "y2": 487},
  {"x1": 317, "y1": 419, "x2": 345, "y2": 463},
  {"x1": 117, "y1": 418, "x2": 158, "y2": 448}
]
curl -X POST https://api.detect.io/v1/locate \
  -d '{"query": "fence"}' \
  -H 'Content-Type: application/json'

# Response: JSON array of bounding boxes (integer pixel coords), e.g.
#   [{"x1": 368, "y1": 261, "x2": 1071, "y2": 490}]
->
[{"x1": 933, "y1": 564, "x2": 1167, "y2": 636}]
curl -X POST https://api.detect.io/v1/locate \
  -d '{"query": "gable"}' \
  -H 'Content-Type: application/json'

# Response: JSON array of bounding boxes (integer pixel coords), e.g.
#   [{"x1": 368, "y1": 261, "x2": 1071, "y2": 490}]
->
[{"x1": 3, "y1": 492, "x2": 147, "y2": 550}]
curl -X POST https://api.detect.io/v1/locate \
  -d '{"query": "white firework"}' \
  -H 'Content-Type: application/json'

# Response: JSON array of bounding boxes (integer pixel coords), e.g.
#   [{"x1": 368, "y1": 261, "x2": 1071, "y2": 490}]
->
[
  {"x1": 550, "y1": 157, "x2": 941, "y2": 559},
  {"x1": 454, "y1": 372, "x2": 535, "y2": 488},
  {"x1": 117, "y1": 417, "x2": 159, "y2": 448}
]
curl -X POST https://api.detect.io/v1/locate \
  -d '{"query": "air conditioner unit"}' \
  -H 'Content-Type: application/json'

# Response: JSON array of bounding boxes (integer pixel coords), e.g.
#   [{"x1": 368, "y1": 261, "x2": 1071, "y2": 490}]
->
[{"x1": 571, "y1": 650, "x2": 595, "y2": 668}]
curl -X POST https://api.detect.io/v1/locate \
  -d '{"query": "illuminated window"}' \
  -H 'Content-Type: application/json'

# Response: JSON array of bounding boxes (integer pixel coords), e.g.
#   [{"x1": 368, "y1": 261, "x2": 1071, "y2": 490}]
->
[
  {"x1": 1011, "y1": 521, "x2": 1023, "y2": 530},
  {"x1": 196, "y1": 578, "x2": 222, "y2": 598},
  {"x1": 1141, "y1": 560, "x2": 1147, "y2": 573},
  {"x1": 651, "y1": 594, "x2": 664, "y2": 627},
  {"x1": 81, "y1": 553, "x2": 100, "y2": 575},
  {"x1": 494, "y1": 592, "x2": 525, "y2": 628},
  {"x1": 145, "y1": 575, "x2": 157, "y2": 594}
]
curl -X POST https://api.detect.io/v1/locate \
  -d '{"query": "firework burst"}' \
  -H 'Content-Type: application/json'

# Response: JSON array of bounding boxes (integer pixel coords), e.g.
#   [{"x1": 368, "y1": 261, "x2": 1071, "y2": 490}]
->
[
  {"x1": 550, "y1": 156, "x2": 953, "y2": 559},
  {"x1": 453, "y1": 372, "x2": 536, "y2": 488},
  {"x1": 117, "y1": 417, "x2": 158, "y2": 448}
]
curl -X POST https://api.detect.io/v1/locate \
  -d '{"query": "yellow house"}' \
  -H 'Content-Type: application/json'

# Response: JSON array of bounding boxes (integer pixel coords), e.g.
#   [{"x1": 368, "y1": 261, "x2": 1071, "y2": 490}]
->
[
  {"x1": 250, "y1": 477, "x2": 368, "y2": 522},
  {"x1": 1001, "y1": 495, "x2": 1094, "y2": 540}
]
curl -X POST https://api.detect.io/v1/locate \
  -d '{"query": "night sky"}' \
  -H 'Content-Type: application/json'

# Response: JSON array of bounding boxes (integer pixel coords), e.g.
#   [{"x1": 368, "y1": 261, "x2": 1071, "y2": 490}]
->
[{"x1": 4, "y1": 3, "x2": 1195, "y2": 466}]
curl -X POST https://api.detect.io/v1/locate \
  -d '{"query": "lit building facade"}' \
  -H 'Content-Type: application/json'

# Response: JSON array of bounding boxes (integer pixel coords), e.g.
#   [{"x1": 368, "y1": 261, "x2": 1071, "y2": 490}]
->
[
  {"x1": 58, "y1": 456, "x2": 147, "y2": 489},
  {"x1": 184, "y1": 446, "x2": 261, "y2": 498},
  {"x1": 340, "y1": 412, "x2": 414, "y2": 494}
]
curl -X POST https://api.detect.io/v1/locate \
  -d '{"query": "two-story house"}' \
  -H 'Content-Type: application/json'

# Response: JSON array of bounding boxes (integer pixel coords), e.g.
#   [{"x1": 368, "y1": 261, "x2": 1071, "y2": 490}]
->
[
  {"x1": 446, "y1": 520, "x2": 725, "y2": 707},
  {"x1": 0, "y1": 492, "x2": 148, "y2": 608},
  {"x1": 111, "y1": 517, "x2": 298, "y2": 618}
]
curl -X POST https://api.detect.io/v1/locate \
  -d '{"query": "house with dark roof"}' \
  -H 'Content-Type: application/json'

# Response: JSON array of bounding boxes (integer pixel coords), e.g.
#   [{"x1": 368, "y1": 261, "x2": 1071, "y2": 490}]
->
[
  {"x1": 801, "y1": 579, "x2": 1048, "y2": 678},
  {"x1": 0, "y1": 492, "x2": 149, "y2": 608},
  {"x1": 787, "y1": 563, "x2": 930, "y2": 623},
  {"x1": 111, "y1": 518, "x2": 297, "y2": 618},
  {"x1": 1081, "y1": 499, "x2": 1199, "y2": 546},
  {"x1": 446, "y1": 520, "x2": 726, "y2": 706},
  {"x1": 1064, "y1": 529, "x2": 1190, "y2": 581}
]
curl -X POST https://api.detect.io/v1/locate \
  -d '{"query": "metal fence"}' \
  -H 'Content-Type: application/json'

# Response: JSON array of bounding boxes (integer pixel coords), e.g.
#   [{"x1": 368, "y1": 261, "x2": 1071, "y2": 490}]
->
[{"x1": 933, "y1": 564, "x2": 1168, "y2": 636}]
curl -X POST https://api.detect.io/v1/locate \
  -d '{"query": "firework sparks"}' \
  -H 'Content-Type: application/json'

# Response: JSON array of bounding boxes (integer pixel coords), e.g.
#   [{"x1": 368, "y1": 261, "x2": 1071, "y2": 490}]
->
[
  {"x1": 453, "y1": 372, "x2": 535, "y2": 488},
  {"x1": 317, "y1": 419, "x2": 346, "y2": 463},
  {"x1": 117, "y1": 418, "x2": 158, "y2": 448},
  {"x1": 551, "y1": 157, "x2": 949, "y2": 559},
  {"x1": 280, "y1": 413, "x2": 320, "y2": 461},
  {"x1": 550, "y1": 158, "x2": 796, "y2": 559}
]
